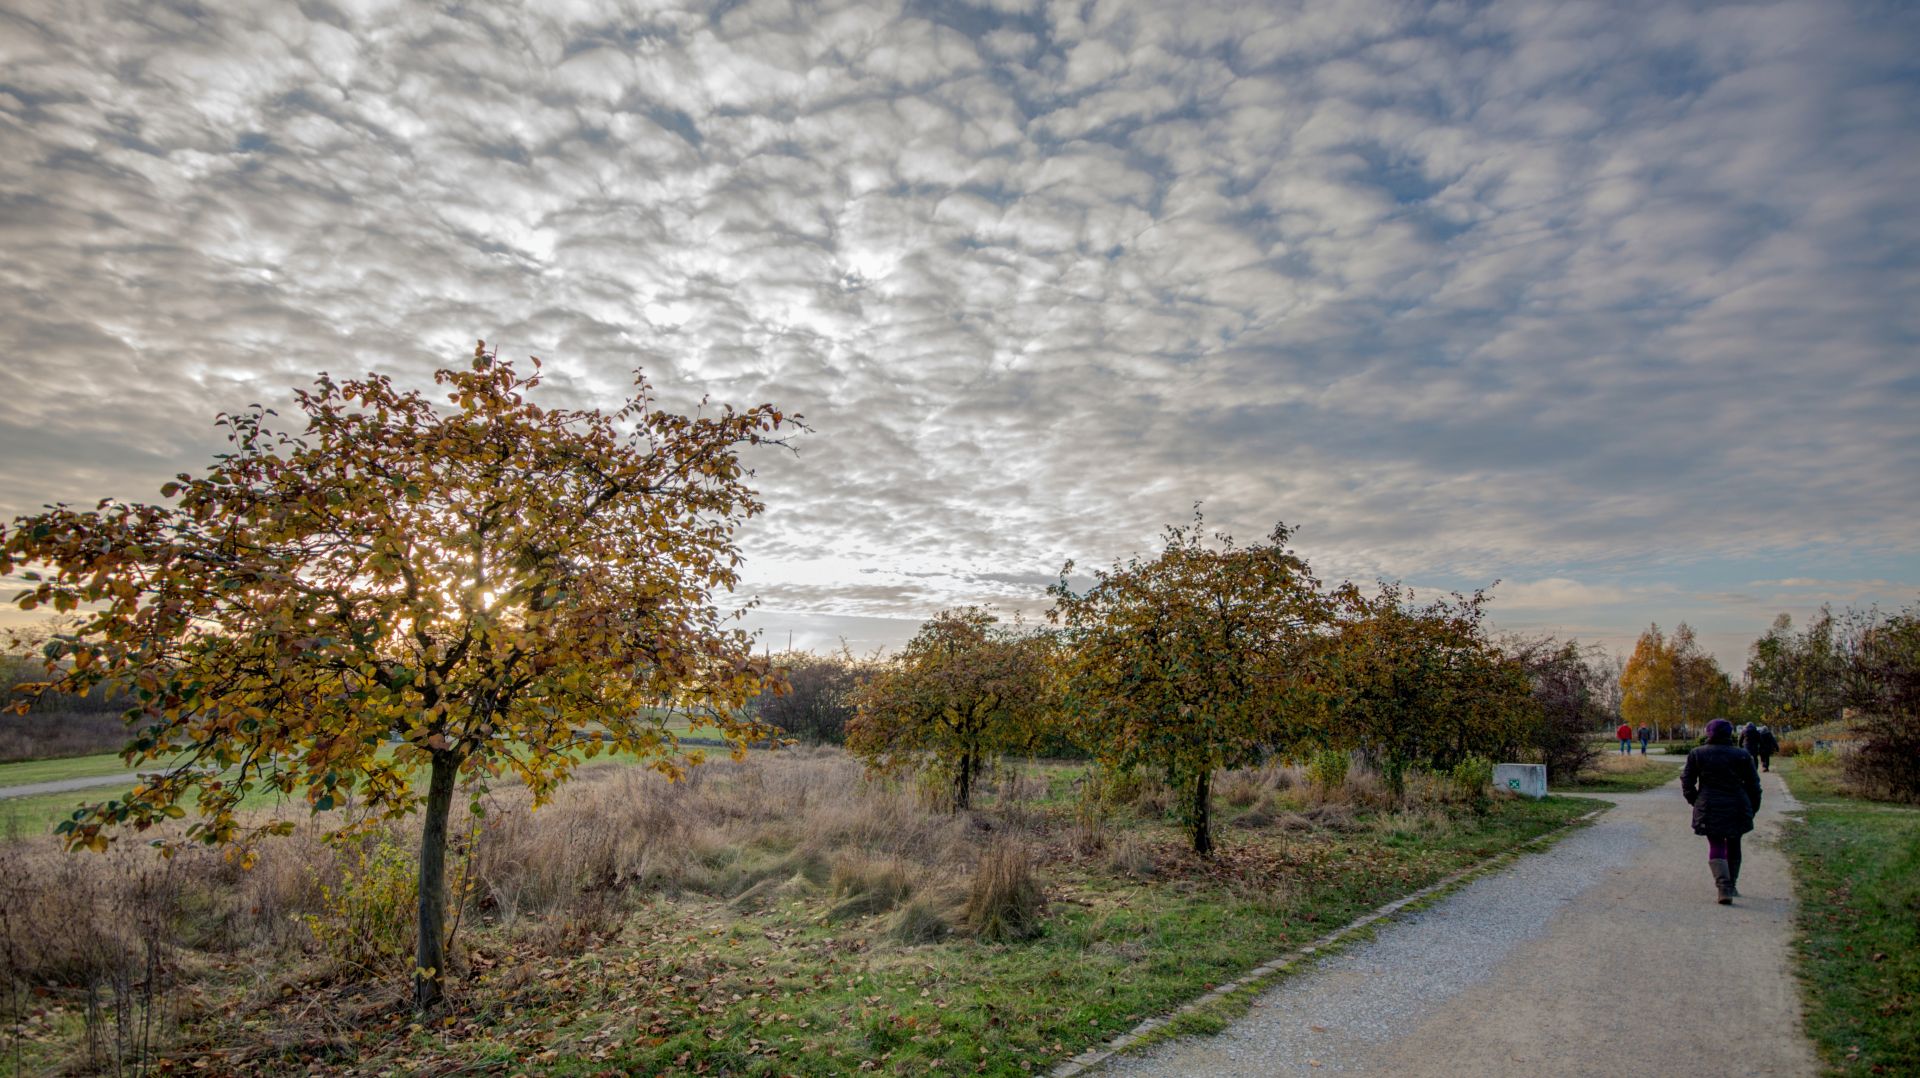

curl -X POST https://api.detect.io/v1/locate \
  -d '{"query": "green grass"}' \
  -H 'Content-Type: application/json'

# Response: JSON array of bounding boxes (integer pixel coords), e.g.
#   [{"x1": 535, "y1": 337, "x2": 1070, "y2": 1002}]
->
[
  {"x1": 0, "y1": 719, "x2": 755, "y2": 838},
  {"x1": 1778, "y1": 758, "x2": 1920, "y2": 1076},
  {"x1": 0, "y1": 750, "x2": 139, "y2": 788},
  {"x1": 191, "y1": 793, "x2": 1597, "y2": 1077}
]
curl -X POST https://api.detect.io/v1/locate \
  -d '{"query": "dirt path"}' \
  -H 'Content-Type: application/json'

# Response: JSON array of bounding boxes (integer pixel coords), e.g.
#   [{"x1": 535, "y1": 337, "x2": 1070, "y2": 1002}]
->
[{"x1": 1100, "y1": 767, "x2": 1816, "y2": 1077}]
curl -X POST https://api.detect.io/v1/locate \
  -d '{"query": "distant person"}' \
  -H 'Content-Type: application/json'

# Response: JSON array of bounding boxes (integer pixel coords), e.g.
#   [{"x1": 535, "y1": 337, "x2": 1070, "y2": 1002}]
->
[
  {"x1": 1739, "y1": 722, "x2": 1759, "y2": 753},
  {"x1": 1616, "y1": 722, "x2": 1634, "y2": 754},
  {"x1": 1636, "y1": 724, "x2": 1652, "y2": 754},
  {"x1": 1753, "y1": 725, "x2": 1779, "y2": 772},
  {"x1": 1682, "y1": 718, "x2": 1763, "y2": 905}
]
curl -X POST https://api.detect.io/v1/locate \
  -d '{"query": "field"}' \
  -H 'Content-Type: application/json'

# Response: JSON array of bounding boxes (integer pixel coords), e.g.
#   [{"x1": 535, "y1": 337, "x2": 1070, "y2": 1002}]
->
[
  {"x1": 0, "y1": 749, "x2": 1596, "y2": 1075},
  {"x1": 1778, "y1": 755, "x2": 1920, "y2": 1076}
]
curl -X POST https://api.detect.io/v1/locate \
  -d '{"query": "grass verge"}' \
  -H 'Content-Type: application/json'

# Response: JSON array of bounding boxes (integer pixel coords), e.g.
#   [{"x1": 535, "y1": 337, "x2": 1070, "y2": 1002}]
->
[
  {"x1": 1554, "y1": 754, "x2": 1679, "y2": 794},
  {"x1": 1778, "y1": 758, "x2": 1920, "y2": 1076},
  {"x1": 1, "y1": 752, "x2": 1596, "y2": 1077}
]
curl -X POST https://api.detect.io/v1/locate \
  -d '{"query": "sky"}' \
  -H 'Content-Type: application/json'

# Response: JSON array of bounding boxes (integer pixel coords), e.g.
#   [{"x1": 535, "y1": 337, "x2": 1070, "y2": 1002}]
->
[{"x1": 1, "y1": 0, "x2": 1916, "y2": 670}]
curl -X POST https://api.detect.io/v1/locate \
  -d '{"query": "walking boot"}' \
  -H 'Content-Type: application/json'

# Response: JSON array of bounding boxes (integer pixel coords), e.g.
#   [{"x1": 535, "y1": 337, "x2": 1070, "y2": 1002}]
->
[
  {"x1": 1709, "y1": 859, "x2": 1733, "y2": 904},
  {"x1": 1727, "y1": 860, "x2": 1741, "y2": 898}
]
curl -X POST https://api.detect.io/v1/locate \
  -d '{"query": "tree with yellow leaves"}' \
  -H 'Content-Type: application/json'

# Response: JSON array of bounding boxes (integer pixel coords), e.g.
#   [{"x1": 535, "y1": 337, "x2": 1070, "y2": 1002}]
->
[
  {"x1": 0, "y1": 343, "x2": 796, "y2": 1009},
  {"x1": 1621, "y1": 622, "x2": 1728, "y2": 740}
]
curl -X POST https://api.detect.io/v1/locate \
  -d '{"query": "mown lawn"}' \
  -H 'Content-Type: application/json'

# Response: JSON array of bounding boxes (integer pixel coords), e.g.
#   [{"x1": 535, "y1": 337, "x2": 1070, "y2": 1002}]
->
[{"x1": 1778, "y1": 758, "x2": 1920, "y2": 1077}]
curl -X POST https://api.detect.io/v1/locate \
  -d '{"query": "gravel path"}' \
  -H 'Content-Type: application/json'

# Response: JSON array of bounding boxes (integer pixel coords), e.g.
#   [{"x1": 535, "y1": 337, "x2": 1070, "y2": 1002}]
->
[
  {"x1": 1099, "y1": 768, "x2": 1816, "y2": 1077},
  {"x1": 0, "y1": 771, "x2": 144, "y2": 799}
]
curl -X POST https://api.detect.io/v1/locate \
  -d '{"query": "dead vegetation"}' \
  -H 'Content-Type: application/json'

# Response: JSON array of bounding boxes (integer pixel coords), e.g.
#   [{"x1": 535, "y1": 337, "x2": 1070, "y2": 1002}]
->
[{"x1": 0, "y1": 746, "x2": 1525, "y2": 1073}]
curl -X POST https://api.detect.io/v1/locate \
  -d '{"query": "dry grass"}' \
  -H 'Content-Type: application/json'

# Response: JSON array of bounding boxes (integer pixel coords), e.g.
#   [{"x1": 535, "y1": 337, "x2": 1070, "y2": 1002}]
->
[
  {"x1": 963, "y1": 839, "x2": 1044, "y2": 942},
  {"x1": 0, "y1": 746, "x2": 1566, "y2": 1073}
]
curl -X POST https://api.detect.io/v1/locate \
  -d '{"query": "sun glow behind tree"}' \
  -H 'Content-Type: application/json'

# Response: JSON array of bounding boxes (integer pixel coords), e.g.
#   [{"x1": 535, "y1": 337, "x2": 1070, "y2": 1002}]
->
[{"x1": 0, "y1": 342, "x2": 799, "y2": 1008}]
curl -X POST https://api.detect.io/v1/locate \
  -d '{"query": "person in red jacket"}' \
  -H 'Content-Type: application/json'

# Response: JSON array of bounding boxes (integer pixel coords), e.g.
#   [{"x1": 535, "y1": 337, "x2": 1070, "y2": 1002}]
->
[{"x1": 1616, "y1": 722, "x2": 1634, "y2": 755}]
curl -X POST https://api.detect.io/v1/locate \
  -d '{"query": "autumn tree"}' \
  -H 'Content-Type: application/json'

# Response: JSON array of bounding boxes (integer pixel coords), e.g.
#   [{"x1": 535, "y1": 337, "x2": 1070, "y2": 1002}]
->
[
  {"x1": 1621, "y1": 623, "x2": 1729, "y2": 739},
  {"x1": 1049, "y1": 519, "x2": 1326, "y2": 855},
  {"x1": 1744, "y1": 609, "x2": 1847, "y2": 727},
  {"x1": 0, "y1": 344, "x2": 795, "y2": 1009},
  {"x1": 846, "y1": 608, "x2": 1050, "y2": 810},
  {"x1": 1316, "y1": 583, "x2": 1535, "y2": 788}
]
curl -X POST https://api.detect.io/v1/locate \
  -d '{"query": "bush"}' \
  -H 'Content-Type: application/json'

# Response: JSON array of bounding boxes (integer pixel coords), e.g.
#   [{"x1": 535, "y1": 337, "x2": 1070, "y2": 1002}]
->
[
  {"x1": 302, "y1": 834, "x2": 420, "y2": 974},
  {"x1": 1449, "y1": 755, "x2": 1495, "y2": 809},
  {"x1": 1841, "y1": 609, "x2": 1919, "y2": 803},
  {"x1": 1307, "y1": 749, "x2": 1350, "y2": 791},
  {"x1": 755, "y1": 649, "x2": 869, "y2": 744},
  {"x1": 1845, "y1": 712, "x2": 1920, "y2": 803}
]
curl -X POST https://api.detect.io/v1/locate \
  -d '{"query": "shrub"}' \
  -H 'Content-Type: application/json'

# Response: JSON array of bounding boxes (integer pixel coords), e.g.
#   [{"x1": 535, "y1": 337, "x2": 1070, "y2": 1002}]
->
[
  {"x1": 964, "y1": 840, "x2": 1043, "y2": 942},
  {"x1": 1307, "y1": 749, "x2": 1350, "y2": 791},
  {"x1": 755, "y1": 649, "x2": 869, "y2": 744},
  {"x1": 303, "y1": 834, "x2": 420, "y2": 974},
  {"x1": 1449, "y1": 755, "x2": 1495, "y2": 805},
  {"x1": 1844, "y1": 712, "x2": 1920, "y2": 803}
]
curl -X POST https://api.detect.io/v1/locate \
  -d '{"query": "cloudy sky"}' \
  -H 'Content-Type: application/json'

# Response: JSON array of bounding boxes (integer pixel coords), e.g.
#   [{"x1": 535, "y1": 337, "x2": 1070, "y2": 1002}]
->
[{"x1": 2, "y1": 0, "x2": 1916, "y2": 667}]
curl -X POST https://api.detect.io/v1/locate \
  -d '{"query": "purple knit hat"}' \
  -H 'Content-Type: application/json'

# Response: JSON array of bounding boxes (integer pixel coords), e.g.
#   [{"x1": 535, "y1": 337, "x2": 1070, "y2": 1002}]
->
[{"x1": 1705, "y1": 718, "x2": 1735, "y2": 743}]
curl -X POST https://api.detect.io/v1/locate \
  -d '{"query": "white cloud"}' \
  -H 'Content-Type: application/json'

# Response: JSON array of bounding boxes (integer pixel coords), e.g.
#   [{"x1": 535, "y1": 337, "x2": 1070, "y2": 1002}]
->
[{"x1": 0, "y1": 0, "x2": 1914, "y2": 658}]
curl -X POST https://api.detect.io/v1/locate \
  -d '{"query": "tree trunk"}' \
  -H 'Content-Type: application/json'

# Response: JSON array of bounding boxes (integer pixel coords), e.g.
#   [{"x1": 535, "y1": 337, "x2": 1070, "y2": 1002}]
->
[
  {"x1": 955, "y1": 749, "x2": 973, "y2": 812},
  {"x1": 414, "y1": 749, "x2": 459, "y2": 1012},
  {"x1": 1190, "y1": 769, "x2": 1213, "y2": 857}
]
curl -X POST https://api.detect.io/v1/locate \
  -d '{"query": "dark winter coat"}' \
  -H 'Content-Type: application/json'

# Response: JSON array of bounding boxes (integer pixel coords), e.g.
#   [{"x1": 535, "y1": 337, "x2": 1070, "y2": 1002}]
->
[
  {"x1": 1682, "y1": 743, "x2": 1763, "y2": 837},
  {"x1": 1755, "y1": 730, "x2": 1779, "y2": 757}
]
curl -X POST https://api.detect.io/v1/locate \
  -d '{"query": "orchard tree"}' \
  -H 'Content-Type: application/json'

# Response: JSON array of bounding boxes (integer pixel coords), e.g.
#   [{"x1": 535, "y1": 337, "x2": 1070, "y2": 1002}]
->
[
  {"x1": 1049, "y1": 518, "x2": 1325, "y2": 856},
  {"x1": 0, "y1": 343, "x2": 796, "y2": 1009},
  {"x1": 1317, "y1": 583, "x2": 1535, "y2": 788},
  {"x1": 846, "y1": 608, "x2": 1050, "y2": 810}
]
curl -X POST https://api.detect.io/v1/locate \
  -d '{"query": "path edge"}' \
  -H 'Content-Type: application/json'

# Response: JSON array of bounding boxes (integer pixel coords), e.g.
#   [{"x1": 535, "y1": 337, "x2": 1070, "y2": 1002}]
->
[{"x1": 1048, "y1": 801, "x2": 1612, "y2": 1077}]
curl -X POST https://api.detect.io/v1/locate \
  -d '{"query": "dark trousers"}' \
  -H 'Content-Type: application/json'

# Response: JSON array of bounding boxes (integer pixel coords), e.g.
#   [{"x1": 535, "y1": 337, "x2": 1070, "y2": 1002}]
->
[{"x1": 1707, "y1": 834, "x2": 1744, "y2": 880}]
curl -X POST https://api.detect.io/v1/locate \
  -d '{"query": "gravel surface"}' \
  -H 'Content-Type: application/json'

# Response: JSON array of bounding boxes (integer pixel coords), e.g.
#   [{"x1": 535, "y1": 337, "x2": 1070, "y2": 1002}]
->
[
  {"x1": 1098, "y1": 809, "x2": 1641, "y2": 1076},
  {"x1": 0, "y1": 772, "x2": 143, "y2": 799},
  {"x1": 1101, "y1": 769, "x2": 1816, "y2": 1077}
]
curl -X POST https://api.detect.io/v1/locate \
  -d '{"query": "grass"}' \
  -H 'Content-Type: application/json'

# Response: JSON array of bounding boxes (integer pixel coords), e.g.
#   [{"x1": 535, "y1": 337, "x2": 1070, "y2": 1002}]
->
[
  {"x1": 1553, "y1": 753, "x2": 1680, "y2": 794},
  {"x1": 0, "y1": 751, "x2": 1597, "y2": 1076},
  {"x1": 0, "y1": 717, "x2": 729, "y2": 838},
  {"x1": 1778, "y1": 757, "x2": 1920, "y2": 1076},
  {"x1": 0, "y1": 751, "x2": 140, "y2": 789}
]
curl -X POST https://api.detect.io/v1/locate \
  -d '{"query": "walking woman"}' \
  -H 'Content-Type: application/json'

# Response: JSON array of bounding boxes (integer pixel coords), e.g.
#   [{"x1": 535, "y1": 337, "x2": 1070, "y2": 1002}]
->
[{"x1": 1681, "y1": 718, "x2": 1763, "y2": 904}]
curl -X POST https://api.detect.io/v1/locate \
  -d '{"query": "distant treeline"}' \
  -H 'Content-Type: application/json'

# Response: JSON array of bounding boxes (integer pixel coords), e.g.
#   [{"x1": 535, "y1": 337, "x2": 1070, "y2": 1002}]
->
[{"x1": 0, "y1": 654, "x2": 136, "y2": 762}]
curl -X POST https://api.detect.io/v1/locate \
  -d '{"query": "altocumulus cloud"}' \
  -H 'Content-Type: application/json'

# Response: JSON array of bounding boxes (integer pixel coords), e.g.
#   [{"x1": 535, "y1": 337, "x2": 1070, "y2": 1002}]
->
[{"x1": 0, "y1": 0, "x2": 1915, "y2": 659}]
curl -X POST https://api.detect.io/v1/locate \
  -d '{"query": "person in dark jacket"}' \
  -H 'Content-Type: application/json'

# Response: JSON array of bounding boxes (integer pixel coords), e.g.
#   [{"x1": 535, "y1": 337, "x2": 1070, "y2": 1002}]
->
[
  {"x1": 1753, "y1": 725, "x2": 1779, "y2": 772},
  {"x1": 1682, "y1": 718, "x2": 1763, "y2": 904},
  {"x1": 1636, "y1": 724, "x2": 1652, "y2": 754}
]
